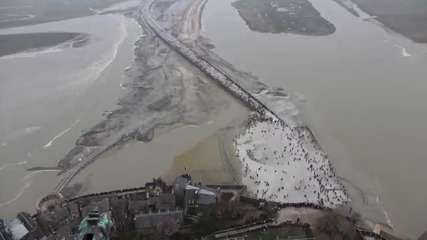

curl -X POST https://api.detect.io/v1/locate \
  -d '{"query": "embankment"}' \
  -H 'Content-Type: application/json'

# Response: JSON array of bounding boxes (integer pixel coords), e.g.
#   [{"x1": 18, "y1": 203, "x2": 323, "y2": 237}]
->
[
  {"x1": 140, "y1": 0, "x2": 290, "y2": 128},
  {"x1": 140, "y1": 0, "x2": 348, "y2": 208}
]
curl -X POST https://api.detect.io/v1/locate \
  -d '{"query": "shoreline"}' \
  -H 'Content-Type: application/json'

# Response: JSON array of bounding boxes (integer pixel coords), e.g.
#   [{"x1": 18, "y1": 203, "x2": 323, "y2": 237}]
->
[
  {"x1": 0, "y1": 0, "x2": 409, "y2": 234},
  {"x1": 70, "y1": 97, "x2": 247, "y2": 196},
  {"x1": 196, "y1": 0, "x2": 427, "y2": 236},
  {"x1": 149, "y1": 0, "x2": 413, "y2": 232},
  {"x1": 144, "y1": 0, "x2": 348, "y2": 210},
  {"x1": 0, "y1": 8, "x2": 142, "y2": 218},
  {"x1": 11, "y1": 0, "x2": 350, "y2": 220},
  {"x1": 331, "y1": 0, "x2": 427, "y2": 43},
  {"x1": 350, "y1": 0, "x2": 427, "y2": 43},
  {"x1": 0, "y1": 32, "x2": 89, "y2": 58},
  {"x1": 2, "y1": 0, "x2": 423, "y2": 236},
  {"x1": 194, "y1": 0, "x2": 404, "y2": 231},
  {"x1": 161, "y1": 110, "x2": 248, "y2": 185},
  {"x1": 0, "y1": 0, "x2": 133, "y2": 29},
  {"x1": 53, "y1": 0, "x2": 246, "y2": 194}
]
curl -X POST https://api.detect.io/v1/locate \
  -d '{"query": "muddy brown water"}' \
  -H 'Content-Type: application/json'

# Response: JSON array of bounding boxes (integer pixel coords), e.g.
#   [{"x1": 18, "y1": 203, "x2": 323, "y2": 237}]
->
[
  {"x1": 72, "y1": 95, "x2": 247, "y2": 195},
  {"x1": 0, "y1": 2, "x2": 248, "y2": 220},
  {"x1": 201, "y1": 0, "x2": 427, "y2": 237},
  {"x1": 0, "y1": 14, "x2": 141, "y2": 218}
]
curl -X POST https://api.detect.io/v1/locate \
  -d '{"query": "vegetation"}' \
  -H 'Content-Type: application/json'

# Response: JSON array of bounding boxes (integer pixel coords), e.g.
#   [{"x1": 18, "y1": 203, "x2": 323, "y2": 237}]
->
[
  {"x1": 231, "y1": 0, "x2": 336, "y2": 35},
  {"x1": 0, "y1": 0, "x2": 127, "y2": 29}
]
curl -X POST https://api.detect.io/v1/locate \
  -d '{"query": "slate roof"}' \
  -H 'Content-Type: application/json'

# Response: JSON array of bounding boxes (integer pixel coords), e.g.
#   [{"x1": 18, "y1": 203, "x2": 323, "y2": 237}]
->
[{"x1": 134, "y1": 210, "x2": 183, "y2": 229}]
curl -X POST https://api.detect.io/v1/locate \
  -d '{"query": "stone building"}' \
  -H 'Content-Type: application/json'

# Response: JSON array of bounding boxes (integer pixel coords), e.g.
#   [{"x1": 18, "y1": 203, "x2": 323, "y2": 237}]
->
[
  {"x1": 0, "y1": 212, "x2": 43, "y2": 240},
  {"x1": 134, "y1": 210, "x2": 183, "y2": 229}
]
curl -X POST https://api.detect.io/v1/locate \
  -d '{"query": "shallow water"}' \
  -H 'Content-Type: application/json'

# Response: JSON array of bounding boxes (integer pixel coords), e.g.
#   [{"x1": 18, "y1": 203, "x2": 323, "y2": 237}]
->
[
  {"x1": 0, "y1": 13, "x2": 141, "y2": 218},
  {"x1": 202, "y1": 0, "x2": 427, "y2": 237},
  {"x1": 72, "y1": 95, "x2": 246, "y2": 195}
]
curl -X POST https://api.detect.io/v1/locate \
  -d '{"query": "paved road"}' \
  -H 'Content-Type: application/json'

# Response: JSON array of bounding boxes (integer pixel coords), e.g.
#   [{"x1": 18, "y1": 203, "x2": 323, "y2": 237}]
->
[
  {"x1": 139, "y1": 0, "x2": 290, "y2": 128},
  {"x1": 53, "y1": 0, "x2": 295, "y2": 194},
  {"x1": 53, "y1": 146, "x2": 107, "y2": 192}
]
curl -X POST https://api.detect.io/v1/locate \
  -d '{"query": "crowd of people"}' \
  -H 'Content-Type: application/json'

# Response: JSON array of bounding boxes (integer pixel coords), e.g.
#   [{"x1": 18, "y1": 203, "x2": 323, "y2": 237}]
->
[
  {"x1": 147, "y1": 3, "x2": 348, "y2": 211},
  {"x1": 234, "y1": 114, "x2": 348, "y2": 208},
  {"x1": 274, "y1": 202, "x2": 331, "y2": 211}
]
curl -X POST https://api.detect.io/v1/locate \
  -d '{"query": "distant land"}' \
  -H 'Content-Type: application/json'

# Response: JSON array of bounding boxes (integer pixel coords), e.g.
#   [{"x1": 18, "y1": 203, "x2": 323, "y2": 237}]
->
[
  {"x1": 231, "y1": 0, "x2": 336, "y2": 36},
  {"x1": 0, "y1": 0, "x2": 126, "y2": 57},
  {"x1": 342, "y1": 0, "x2": 427, "y2": 43},
  {"x1": 231, "y1": 0, "x2": 427, "y2": 43},
  {"x1": 0, "y1": 32, "x2": 89, "y2": 57},
  {"x1": 0, "y1": 0, "x2": 127, "y2": 29}
]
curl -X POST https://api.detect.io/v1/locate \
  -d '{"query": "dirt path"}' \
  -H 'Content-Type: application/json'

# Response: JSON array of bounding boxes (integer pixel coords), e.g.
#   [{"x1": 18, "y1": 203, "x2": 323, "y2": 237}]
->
[{"x1": 177, "y1": 0, "x2": 206, "y2": 42}]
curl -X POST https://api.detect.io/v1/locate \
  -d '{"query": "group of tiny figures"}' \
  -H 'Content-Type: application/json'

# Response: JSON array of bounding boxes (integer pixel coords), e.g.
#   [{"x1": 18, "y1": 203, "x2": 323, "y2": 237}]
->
[{"x1": 235, "y1": 114, "x2": 348, "y2": 206}]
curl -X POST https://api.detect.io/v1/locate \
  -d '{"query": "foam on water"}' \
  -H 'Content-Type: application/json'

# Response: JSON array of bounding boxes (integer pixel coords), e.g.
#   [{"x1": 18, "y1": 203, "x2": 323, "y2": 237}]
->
[
  {"x1": 376, "y1": 194, "x2": 394, "y2": 228},
  {"x1": 0, "y1": 169, "x2": 59, "y2": 208},
  {"x1": 98, "y1": 0, "x2": 140, "y2": 13},
  {"x1": 383, "y1": 34, "x2": 414, "y2": 58},
  {"x1": 89, "y1": 7, "x2": 101, "y2": 14},
  {"x1": 0, "y1": 182, "x2": 31, "y2": 208},
  {"x1": 0, "y1": 160, "x2": 27, "y2": 171},
  {"x1": 0, "y1": 46, "x2": 64, "y2": 59},
  {"x1": 119, "y1": 18, "x2": 144, "y2": 90},
  {"x1": 0, "y1": 14, "x2": 35, "y2": 23},
  {"x1": 0, "y1": 12, "x2": 139, "y2": 214},
  {"x1": 69, "y1": 15, "x2": 129, "y2": 89},
  {"x1": 42, "y1": 128, "x2": 72, "y2": 149},
  {"x1": 4, "y1": 126, "x2": 42, "y2": 141},
  {"x1": 25, "y1": 126, "x2": 42, "y2": 134},
  {"x1": 43, "y1": 118, "x2": 80, "y2": 149},
  {"x1": 393, "y1": 44, "x2": 413, "y2": 57}
]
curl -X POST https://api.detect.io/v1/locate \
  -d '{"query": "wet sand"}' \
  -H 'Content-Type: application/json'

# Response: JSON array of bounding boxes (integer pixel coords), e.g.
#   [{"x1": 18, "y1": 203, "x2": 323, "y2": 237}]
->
[
  {"x1": 71, "y1": 92, "x2": 247, "y2": 195},
  {"x1": 0, "y1": 12, "x2": 141, "y2": 218},
  {"x1": 231, "y1": 0, "x2": 336, "y2": 35},
  {"x1": 0, "y1": 0, "x2": 129, "y2": 29},
  {"x1": 54, "y1": 0, "x2": 259, "y2": 198},
  {"x1": 163, "y1": 116, "x2": 246, "y2": 185},
  {"x1": 348, "y1": 0, "x2": 427, "y2": 43},
  {"x1": 148, "y1": 0, "x2": 351, "y2": 215},
  {"x1": 200, "y1": 0, "x2": 427, "y2": 236},
  {"x1": 0, "y1": 32, "x2": 88, "y2": 57},
  {"x1": 166, "y1": 135, "x2": 233, "y2": 184}
]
